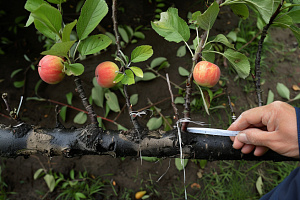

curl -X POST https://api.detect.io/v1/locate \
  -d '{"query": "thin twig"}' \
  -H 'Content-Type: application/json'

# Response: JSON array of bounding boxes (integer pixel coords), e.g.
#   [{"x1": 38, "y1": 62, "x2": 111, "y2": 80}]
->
[
  {"x1": 148, "y1": 98, "x2": 172, "y2": 130},
  {"x1": 147, "y1": 66, "x2": 184, "y2": 90},
  {"x1": 182, "y1": 31, "x2": 207, "y2": 132},
  {"x1": 254, "y1": 0, "x2": 284, "y2": 107},
  {"x1": 166, "y1": 73, "x2": 179, "y2": 122},
  {"x1": 74, "y1": 77, "x2": 99, "y2": 125},
  {"x1": 238, "y1": 31, "x2": 261, "y2": 52},
  {"x1": 45, "y1": 98, "x2": 117, "y2": 124},
  {"x1": 136, "y1": 95, "x2": 180, "y2": 112},
  {"x1": 112, "y1": 0, "x2": 141, "y2": 131}
]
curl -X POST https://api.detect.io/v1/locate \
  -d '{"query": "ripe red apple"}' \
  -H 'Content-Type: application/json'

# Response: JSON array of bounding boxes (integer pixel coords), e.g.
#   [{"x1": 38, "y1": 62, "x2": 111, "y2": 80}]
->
[
  {"x1": 95, "y1": 61, "x2": 119, "y2": 88},
  {"x1": 38, "y1": 55, "x2": 65, "y2": 84},
  {"x1": 193, "y1": 61, "x2": 220, "y2": 88}
]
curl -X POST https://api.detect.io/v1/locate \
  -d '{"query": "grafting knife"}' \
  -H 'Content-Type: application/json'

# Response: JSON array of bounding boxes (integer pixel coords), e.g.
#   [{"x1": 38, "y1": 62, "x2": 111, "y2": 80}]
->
[{"x1": 187, "y1": 127, "x2": 240, "y2": 137}]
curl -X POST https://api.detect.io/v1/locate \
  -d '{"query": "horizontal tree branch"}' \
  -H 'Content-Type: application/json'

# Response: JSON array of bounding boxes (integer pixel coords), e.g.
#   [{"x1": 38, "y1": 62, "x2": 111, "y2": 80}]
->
[{"x1": 0, "y1": 123, "x2": 296, "y2": 161}]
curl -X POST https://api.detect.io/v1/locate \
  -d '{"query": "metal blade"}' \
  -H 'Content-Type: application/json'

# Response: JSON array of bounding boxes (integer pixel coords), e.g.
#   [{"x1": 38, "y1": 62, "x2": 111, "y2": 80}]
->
[{"x1": 187, "y1": 127, "x2": 240, "y2": 137}]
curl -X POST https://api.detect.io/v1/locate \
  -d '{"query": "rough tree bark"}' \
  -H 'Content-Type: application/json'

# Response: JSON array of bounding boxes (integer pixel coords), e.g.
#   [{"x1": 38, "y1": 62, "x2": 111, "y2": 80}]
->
[{"x1": 0, "y1": 123, "x2": 296, "y2": 161}]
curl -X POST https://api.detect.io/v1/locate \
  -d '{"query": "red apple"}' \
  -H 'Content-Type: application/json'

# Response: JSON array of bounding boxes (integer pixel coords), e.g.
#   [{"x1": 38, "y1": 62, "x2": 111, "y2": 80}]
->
[
  {"x1": 193, "y1": 61, "x2": 220, "y2": 88},
  {"x1": 38, "y1": 55, "x2": 65, "y2": 84},
  {"x1": 95, "y1": 61, "x2": 119, "y2": 88}
]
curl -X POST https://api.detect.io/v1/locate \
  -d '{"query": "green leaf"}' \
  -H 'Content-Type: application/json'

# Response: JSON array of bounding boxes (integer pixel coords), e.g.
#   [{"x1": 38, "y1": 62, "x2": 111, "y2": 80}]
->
[
  {"x1": 276, "y1": 83, "x2": 290, "y2": 100},
  {"x1": 176, "y1": 45, "x2": 186, "y2": 57},
  {"x1": 244, "y1": 0, "x2": 274, "y2": 24},
  {"x1": 195, "y1": 83, "x2": 209, "y2": 115},
  {"x1": 130, "y1": 66, "x2": 143, "y2": 78},
  {"x1": 92, "y1": 87, "x2": 104, "y2": 107},
  {"x1": 178, "y1": 66, "x2": 189, "y2": 77},
  {"x1": 59, "y1": 106, "x2": 67, "y2": 122},
  {"x1": 73, "y1": 112, "x2": 87, "y2": 124},
  {"x1": 65, "y1": 63, "x2": 84, "y2": 76},
  {"x1": 118, "y1": 27, "x2": 129, "y2": 43},
  {"x1": 226, "y1": 31, "x2": 237, "y2": 42},
  {"x1": 70, "y1": 169, "x2": 75, "y2": 180},
  {"x1": 223, "y1": 49, "x2": 250, "y2": 79},
  {"x1": 147, "y1": 117, "x2": 163, "y2": 130},
  {"x1": 105, "y1": 32, "x2": 116, "y2": 45},
  {"x1": 117, "y1": 124, "x2": 128, "y2": 131},
  {"x1": 196, "y1": 1, "x2": 220, "y2": 30},
  {"x1": 202, "y1": 44, "x2": 215, "y2": 63},
  {"x1": 131, "y1": 45, "x2": 153, "y2": 63},
  {"x1": 33, "y1": 19, "x2": 56, "y2": 40},
  {"x1": 294, "y1": 93, "x2": 300, "y2": 100},
  {"x1": 32, "y1": 4, "x2": 62, "y2": 38},
  {"x1": 34, "y1": 168, "x2": 44, "y2": 180},
  {"x1": 11, "y1": 69, "x2": 23, "y2": 78},
  {"x1": 62, "y1": 20, "x2": 77, "y2": 42},
  {"x1": 267, "y1": 90, "x2": 274, "y2": 105},
  {"x1": 136, "y1": 72, "x2": 156, "y2": 82},
  {"x1": 122, "y1": 69, "x2": 135, "y2": 85},
  {"x1": 130, "y1": 94, "x2": 138, "y2": 106},
  {"x1": 105, "y1": 92, "x2": 120, "y2": 112},
  {"x1": 199, "y1": 159, "x2": 208, "y2": 169},
  {"x1": 14, "y1": 80, "x2": 25, "y2": 88},
  {"x1": 175, "y1": 158, "x2": 188, "y2": 171},
  {"x1": 113, "y1": 73, "x2": 125, "y2": 84},
  {"x1": 230, "y1": 3, "x2": 249, "y2": 20},
  {"x1": 133, "y1": 31, "x2": 145, "y2": 39},
  {"x1": 288, "y1": 8, "x2": 300, "y2": 24},
  {"x1": 256, "y1": 176, "x2": 263, "y2": 196},
  {"x1": 174, "y1": 97, "x2": 185, "y2": 104},
  {"x1": 151, "y1": 7, "x2": 190, "y2": 43},
  {"x1": 75, "y1": 193, "x2": 86, "y2": 199},
  {"x1": 66, "y1": 92, "x2": 73, "y2": 105},
  {"x1": 273, "y1": 13, "x2": 293, "y2": 27},
  {"x1": 44, "y1": 174, "x2": 56, "y2": 192},
  {"x1": 209, "y1": 34, "x2": 235, "y2": 49},
  {"x1": 25, "y1": 0, "x2": 47, "y2": 12},
  {"x1": 77, "y1": 0, "x2": 108, "y2": 40},
  {"x1": 150, "y1": 57, "x2": 167, "y2": 68},
  {"x1": 92, "y1": 77, "x2": 104, "y2": 107},
  {"x1": 78, "y1": 34, "x2": 112, "y2": 55},
  {"x1": 41, "y1": 41, "x2": 75, "y2": 57},
  {"x1": 142, "y1": 157, "x2": 160, "y2": 162},
  {"x1": 286, "y1": 25, "x2": 300, "y2": 45}
]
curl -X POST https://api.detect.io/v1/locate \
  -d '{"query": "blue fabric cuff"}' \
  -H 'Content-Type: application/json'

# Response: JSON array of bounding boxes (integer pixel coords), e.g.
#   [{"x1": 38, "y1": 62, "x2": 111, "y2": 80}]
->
[{"x1": 295, "y1": 107, "x2": 300, "y2": 160}]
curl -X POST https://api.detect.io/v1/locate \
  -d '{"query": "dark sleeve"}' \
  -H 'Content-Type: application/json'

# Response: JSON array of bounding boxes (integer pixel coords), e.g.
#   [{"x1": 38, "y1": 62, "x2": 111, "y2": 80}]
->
[{"x1": 260, "y1": 107, "x2": 300, "y2": 200}]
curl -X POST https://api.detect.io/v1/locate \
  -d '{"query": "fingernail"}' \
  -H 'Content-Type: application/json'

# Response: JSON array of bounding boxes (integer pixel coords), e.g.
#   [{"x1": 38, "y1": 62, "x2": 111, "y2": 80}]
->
[{"x1": 237, "y1": 133, "x2": 249, "y2": 143}]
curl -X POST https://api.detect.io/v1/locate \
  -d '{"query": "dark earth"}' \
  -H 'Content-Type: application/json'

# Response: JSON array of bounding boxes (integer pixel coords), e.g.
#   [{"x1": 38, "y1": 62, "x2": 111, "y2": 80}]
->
[{"x1": 1, "y1": 0, "x2": 300, "y2": 199}]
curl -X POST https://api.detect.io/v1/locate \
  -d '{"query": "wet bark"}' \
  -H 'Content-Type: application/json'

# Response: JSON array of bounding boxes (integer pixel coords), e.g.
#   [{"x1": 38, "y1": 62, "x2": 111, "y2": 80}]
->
[{"x1": 0, "y1": 123, "x2": 296, "y2": 161}]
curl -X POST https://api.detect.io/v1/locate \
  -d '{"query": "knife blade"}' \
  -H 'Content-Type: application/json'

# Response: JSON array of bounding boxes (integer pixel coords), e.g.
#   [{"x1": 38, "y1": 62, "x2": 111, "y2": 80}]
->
[{"x1": 187, "y1": 127, "x2": 240, "y2": 137}]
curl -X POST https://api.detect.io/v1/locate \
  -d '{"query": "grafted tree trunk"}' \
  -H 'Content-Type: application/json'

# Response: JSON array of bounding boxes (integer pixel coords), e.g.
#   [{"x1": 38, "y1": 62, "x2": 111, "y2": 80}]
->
[{"x1": 0, "y1": 123, "x2": 296, "y2": 161}]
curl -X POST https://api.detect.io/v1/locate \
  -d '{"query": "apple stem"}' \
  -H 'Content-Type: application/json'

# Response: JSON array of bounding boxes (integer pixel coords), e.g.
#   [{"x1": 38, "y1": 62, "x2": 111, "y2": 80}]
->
[{"x1": 254, "y1": 0, "x2": 284, "y2": 107}]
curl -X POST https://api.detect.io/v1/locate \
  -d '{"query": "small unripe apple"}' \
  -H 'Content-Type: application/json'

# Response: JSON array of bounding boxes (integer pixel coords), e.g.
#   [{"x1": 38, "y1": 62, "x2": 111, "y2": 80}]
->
[
  {"x1": 95, "y1": 61, "x2": 119, "y2": 88},
  {"x1": 193, "y1": 61, "x2": 220, "y2": 88},
  {"x1": 38, "y1": 55, "x2": 65, "y2": 84}
]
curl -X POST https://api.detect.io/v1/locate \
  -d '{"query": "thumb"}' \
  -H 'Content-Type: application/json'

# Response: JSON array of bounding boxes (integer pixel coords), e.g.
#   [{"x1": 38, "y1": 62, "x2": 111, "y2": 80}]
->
[{"x1": 237, "y1": 128, "x2": 272, "y2": 147}]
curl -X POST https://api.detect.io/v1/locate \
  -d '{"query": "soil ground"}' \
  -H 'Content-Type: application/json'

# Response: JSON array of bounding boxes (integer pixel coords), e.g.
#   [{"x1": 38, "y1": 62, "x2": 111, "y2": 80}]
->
[{"x1": 0, "y1": 0, "x2": 300, "y2": 199}]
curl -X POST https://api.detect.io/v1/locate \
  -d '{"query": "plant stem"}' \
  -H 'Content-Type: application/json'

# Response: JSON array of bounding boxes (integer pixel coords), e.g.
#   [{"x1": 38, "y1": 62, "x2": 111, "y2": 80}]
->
[
  {"x1": 147, "y1": 66, "x2": 184, "y2": 90},
  {"x1": 166, "y1": 73, "x2": 179, "y2": 122},
  {"x1": 182, "y1": 31, "x2": 207, "y2": 132},
  {"x1": 112, "y1": 0, "x2": 141, "y2": 131},
  {"x1": 254, "y1": 0, "x2": 283, "y2": 107},
  {"x1": 74, "y1": 77, "x2": 98, "y2": 125}
]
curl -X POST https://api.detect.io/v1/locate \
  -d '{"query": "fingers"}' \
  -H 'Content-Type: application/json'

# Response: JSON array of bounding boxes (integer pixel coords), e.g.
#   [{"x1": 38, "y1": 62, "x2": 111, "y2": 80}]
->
[
  {"x1": 228, "y1": 106, "x2": 269, "y2": 131},
  {"x1": 232, "y1": 128, "x2": 272, "y2": 156},
  {"x1": 237, "y1": 128, "x2": 273, "y2": 147}
]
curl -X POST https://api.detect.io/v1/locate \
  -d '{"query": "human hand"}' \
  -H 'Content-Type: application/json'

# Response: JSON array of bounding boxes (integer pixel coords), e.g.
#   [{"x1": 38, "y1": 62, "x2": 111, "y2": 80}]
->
[{"x1": 228, "y1": 101, "x2": 299, "y2": 158}]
